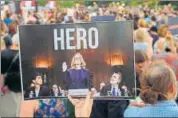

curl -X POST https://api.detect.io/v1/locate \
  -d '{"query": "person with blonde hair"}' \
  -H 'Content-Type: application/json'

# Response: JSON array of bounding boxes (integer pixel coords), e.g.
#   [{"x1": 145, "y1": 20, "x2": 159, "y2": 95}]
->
[
  {"x1": 62, "y1": 52, "x2": 92, "y2": 90},
  {"x1": 124, "y1": 61, "x2": 178, "y2": 117},
  {"x1": 154, "y1": 24, "x2": 174, "y2": 53},
  {"x1": 165, "y1": 33, "x2": 176, "y2": 53},
  {"x1": 138, "y1": 18, "x2": 149, "y2": 29},
  {"x1": 1, "y1": 21, "x2": 8, "y2": 50},
  {"x1": 134, "y1": 28, "x2": 153, "y2": 59}
]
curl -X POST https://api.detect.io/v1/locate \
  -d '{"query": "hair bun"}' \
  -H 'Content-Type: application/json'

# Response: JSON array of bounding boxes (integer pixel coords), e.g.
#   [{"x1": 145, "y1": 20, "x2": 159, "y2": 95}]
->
[{"x1": 140, "y1": 89, "x2": 158, "y2": 104}]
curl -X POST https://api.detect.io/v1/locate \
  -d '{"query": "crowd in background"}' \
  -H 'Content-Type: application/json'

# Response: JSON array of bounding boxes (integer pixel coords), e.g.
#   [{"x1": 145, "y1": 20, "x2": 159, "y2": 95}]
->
[
  {"x1": 1, "y1": 1, "x2": 178, "y2": 118},
  {"x1": 1, "y1": 2, "x2": 178, "y2": 53}
]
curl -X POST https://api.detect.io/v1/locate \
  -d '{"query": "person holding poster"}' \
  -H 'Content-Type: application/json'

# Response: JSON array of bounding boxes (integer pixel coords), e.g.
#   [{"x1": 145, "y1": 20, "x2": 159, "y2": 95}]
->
[
  {"x1": 100, "y1": 72, "x2": 129, "y2": 97},
  {"x1": 62, "y1": 52, "x2": 92, "y2": 90}
]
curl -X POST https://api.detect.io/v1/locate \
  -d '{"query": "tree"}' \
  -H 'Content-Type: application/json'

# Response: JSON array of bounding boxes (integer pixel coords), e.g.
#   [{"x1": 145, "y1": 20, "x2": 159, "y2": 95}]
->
[
  {"x1": 37, "y1": 0, "x2": 47, "y2": 6},
  {"x1": 57, "y1": 1, "x2": 75, "y2": 8}
]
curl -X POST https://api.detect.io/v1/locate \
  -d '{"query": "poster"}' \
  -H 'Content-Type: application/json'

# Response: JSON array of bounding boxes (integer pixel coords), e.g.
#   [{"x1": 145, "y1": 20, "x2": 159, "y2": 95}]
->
[{"x1": 19, "y1": 21, "x2": 136, "y2": 100}]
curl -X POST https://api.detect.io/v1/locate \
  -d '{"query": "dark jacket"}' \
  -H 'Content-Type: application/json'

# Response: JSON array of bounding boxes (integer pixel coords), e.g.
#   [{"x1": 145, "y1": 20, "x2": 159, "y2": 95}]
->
[
  {"x1": 91, "y1": 83, "x2": 129, "y2": 118},
  {"x1": 100, "y1": 84, "x2": 127, "y2": 97},
  {"x1": 25, "y1": 85, "x2": 50, "y2": 98},
  {"x1": 90, "y1": 100, "x2": 128, "y2": 118},
  {"x1": 62, "y1": 69, "x2": 92, "y2": 90}
]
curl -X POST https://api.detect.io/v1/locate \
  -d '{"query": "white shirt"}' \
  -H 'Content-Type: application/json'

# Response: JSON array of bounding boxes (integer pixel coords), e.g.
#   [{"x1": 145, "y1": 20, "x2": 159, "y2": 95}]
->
[
  {"x1": 35, "y1": 88, "x2": 40, "y2": 97},
  {"x1": 54, "y1": 92, "x2": 58, "y2": 97}
]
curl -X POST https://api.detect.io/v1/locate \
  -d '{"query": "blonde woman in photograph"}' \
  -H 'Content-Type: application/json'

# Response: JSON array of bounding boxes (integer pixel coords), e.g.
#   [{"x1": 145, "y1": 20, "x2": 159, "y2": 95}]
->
[{"x1": 62, "y1": 52, "x2": 92, "y2": 90}]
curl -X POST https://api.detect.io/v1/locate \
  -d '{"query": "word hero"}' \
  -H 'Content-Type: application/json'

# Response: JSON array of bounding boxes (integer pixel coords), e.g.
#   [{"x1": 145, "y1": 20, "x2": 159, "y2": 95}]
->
[{"x1": 54, "y1": 27, "x2": 99, "y2": 50}]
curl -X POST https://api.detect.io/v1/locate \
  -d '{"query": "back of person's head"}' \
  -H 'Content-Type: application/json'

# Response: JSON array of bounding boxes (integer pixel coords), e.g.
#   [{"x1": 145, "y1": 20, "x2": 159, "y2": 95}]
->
[
  {"x1": 8, "y1": 22, "x2": 17, "y2": 37},
  {"x1": 158, "y1": 24, "x2": 168, "y2": 37},
  {"x1": 150, "y1": 26, "x2": 158, "y2": 33},
  {"x1": 4, "y1": 72, "x2": 22, "y2": 92},
  {"x1": 138, "y1": 19, "x2": 149, "y2": 28},
  {"x1": 4, "y1": 35, "x2": 12, "y2": 48},
  {"x1": 151, "y1": 15, "x2": 157, "y2": 22},
  {"x1": 6, "y1": 12, "x2": 11, "y2": 18},
  {"x1": 135, "y1": 29, "x2": 147, "y2": 42},
  {"x1": 135, "y1": 50, "x2": 148, "y2": 64},
  {"x1": 140, "y1": 61, "x2": 177, "y2": 104},
  {"x1": 32, "y1": 73, "x2": 41, "y2": 81}
]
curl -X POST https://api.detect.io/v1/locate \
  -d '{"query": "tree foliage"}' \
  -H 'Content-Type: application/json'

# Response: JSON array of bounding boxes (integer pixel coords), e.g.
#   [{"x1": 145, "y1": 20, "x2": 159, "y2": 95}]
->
[
  {"x1": 57, "y1": 1, "x2": 75, "y2": 8},
  {"x1": 37, "y1": 0, "x2": 47, "y2": 6}
]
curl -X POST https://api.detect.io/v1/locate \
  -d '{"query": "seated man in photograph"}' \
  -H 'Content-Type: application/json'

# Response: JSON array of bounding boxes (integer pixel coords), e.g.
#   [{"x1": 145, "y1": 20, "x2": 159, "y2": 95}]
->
[
  {"x1": 25, "y1": 74, "x2": 50, "y2": 98},
  {"x1": 100, "y1": 72, "x2": 129, "y2": 97},
  {"x1": 90, "y1": 72, "x2": 129, "y2": 118}
]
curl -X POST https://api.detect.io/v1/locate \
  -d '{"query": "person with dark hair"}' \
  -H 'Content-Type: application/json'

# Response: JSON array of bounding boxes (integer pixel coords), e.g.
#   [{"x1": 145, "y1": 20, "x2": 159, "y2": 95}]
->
[
  {"x1": 51, "y1": 84, "x2": 61, "y2": 97},
  {"x1": 25, "y1": 74, "x2": 50, "y2": 98},
  {"x1": 135, "y1": 50, "x2": 149, "y2": 96},
  {"x1": 124, "y1": 61, "x2": 178, "y2": 117},
  {"x1": 1, "y1": 34, "x2": 19, "y2": 74},
  {"x1": 3, "y1": 12, "x2": 13, "y2": 26},
  {"x1": 8, "y1": 21, "x2": 18, "y2": 37},
  {"x1": 1, "y1": 33, "x2": 20, "y2": 90},
  {"x1": 90, "y1": 73, "x2": 128, "y2": 118},
  {"x1": 100, "y1": 72, "x2": 129, "y2": 97},
  {"x1": 149, "y1": 26, "x2": 159, "y2": 47},
  {"x1": 3, "y1": 35, "x2": 13, "y2": 49},
  {"x1": 150, "y1": 15, "x2": 157, "y2": 26}
]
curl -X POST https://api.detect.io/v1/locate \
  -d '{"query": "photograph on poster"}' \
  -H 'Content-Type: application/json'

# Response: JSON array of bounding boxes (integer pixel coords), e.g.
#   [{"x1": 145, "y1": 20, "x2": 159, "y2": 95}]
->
[
  {"x1": 19, "y1": 21, "x2": 136, "y2": 100},
  {"x1": 33, "y1": 98, "x2": 68, "y2": 118}
]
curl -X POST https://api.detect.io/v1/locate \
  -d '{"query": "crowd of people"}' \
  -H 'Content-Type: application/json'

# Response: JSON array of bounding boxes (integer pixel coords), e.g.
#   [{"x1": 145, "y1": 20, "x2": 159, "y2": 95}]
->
[{"x1": 0, "y1": 1, "x2": 178, "y2": 118}]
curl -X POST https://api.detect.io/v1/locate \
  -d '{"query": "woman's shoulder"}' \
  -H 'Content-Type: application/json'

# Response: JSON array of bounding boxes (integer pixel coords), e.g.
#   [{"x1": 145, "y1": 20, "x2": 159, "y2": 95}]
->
[
  {"x1": 124, "y1": 106, "x2": 141, "y2": 117},
  {"x1": 124, "y1": 101, "x2": 178, "y2": 117}
]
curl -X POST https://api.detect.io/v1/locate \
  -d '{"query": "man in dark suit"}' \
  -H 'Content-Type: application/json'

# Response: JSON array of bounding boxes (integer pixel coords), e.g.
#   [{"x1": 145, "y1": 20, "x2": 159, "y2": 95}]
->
[
  {"x1": 100, "y1": 72, "x2": 129, "y2": 97},
  {"x1": 25, "y1": 74, "x2": 50, "y2": 98},
  {"x1": 90, "y1": 72, "x2": 129, "y2": 118}
]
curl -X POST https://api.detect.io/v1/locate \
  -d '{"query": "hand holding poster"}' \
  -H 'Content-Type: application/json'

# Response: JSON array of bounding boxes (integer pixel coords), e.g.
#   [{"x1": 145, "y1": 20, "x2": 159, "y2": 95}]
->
[{"x1": 19, "y1": 21, "x2": 136, "y2": 100}]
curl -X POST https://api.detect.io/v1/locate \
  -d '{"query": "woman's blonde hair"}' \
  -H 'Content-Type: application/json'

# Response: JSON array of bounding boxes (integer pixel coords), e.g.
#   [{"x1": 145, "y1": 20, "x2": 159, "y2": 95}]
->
[
  {"x1": 140, "y1": 60, "x2": 177, "y2": 104},
  {"x1": 135, "y1": 29, "x2": 147, "y2": 42},
  {"x1": 0, "y1": 22, "x2": 7, "y2": 36},
  {"x1": 1, "y1": 39, "x2": 5, "y2": 50},
  {"x1": 158, "y1": 25, "x2": 168, "y2": 37},
  {"x1": 138, "y1": 19, "x2": 149, "y2": 28},
  {"x1": 71, "y1": 52, "x2": 86, "y2": 69}
]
